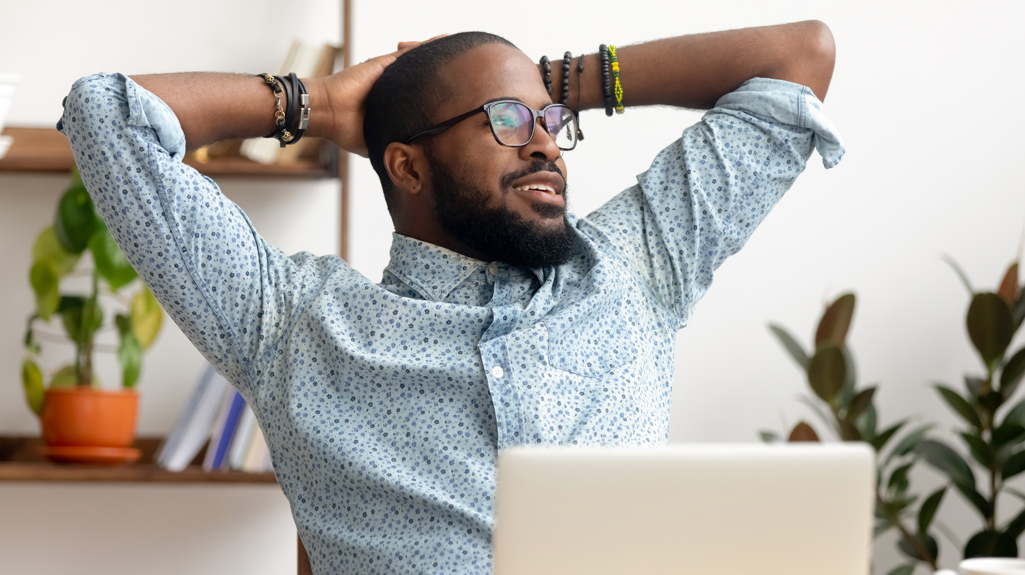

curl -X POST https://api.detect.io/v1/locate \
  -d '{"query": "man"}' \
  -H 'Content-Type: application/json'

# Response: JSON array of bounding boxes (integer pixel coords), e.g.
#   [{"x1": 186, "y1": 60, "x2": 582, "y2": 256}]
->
[{"x1": 59, "y1": 22, "x2": 842, "y2": 574}]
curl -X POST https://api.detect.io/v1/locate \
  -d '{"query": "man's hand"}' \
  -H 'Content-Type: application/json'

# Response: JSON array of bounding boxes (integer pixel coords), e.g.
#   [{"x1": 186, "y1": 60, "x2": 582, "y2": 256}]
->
[{"x1": 310, "y1": 37, "x2": 445, "y2": 157}]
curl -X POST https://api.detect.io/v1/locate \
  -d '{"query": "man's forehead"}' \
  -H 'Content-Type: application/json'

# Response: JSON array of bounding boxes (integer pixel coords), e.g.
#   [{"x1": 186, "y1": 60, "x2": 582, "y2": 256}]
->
[{"x1": 437, "y1": 43, "x2": 550, "y2": 117}]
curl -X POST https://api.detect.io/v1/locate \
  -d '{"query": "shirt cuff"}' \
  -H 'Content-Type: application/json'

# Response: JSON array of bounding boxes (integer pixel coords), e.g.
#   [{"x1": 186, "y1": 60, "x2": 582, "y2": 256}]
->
[{"x1": 712, "y1": 77, "x2": 845, "y2": 169}]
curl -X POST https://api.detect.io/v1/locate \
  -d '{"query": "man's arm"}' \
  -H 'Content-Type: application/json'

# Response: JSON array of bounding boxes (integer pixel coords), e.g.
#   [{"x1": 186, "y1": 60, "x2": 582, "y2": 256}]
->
[{"x1": 552, "y1": 20, "x2": 835, "y2": 110}]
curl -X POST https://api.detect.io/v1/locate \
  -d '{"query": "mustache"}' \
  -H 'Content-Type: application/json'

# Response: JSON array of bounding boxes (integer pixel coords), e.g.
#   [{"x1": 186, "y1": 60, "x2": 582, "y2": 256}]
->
[{"x1": 499, "y1": 161, "x2": 564, "y2": 190}]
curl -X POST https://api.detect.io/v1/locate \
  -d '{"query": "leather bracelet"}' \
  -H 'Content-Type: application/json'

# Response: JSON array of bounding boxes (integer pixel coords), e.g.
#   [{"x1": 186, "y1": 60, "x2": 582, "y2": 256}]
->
[{"x1": 257, "y1": 73, "x2": 309, "y2": 147}]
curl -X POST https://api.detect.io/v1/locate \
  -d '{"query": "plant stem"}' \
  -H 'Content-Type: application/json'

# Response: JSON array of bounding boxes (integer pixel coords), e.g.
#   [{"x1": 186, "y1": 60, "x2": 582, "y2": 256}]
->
[{"x1": 78, "y1": 269, "x2": 100, "y2": 387}]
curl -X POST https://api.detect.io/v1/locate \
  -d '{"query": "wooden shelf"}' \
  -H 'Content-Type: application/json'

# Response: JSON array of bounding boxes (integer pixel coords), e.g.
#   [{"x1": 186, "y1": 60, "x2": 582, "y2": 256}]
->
[
  {"x1": 0, "y1": 436, "x2": 277, "y2": 484},
  {"x1": 0, "y1": 127, "x2": 338, "y2": 179}
]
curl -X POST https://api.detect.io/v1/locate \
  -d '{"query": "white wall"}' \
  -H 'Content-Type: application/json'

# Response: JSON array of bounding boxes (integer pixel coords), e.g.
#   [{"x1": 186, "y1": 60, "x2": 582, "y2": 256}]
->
[{"x1": 1, "y1": 0, "x2": 1024, "y2": 573}]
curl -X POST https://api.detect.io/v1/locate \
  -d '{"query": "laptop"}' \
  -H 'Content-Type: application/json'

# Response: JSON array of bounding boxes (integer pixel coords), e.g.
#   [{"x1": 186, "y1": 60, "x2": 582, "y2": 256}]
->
[{"x1": 492, "y1": 443, "x2": 874, "y2": 575}]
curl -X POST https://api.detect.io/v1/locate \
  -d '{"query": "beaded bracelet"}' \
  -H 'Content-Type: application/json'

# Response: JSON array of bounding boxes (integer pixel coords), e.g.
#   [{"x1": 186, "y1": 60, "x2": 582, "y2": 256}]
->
[
  {"x1": 598, "y1": 45, "x2": 613, "y2": 117},
  {"x1": 539, "y1": 55, "x2": 552, "y2": 94},
  {"x1": 609, "y1": 45, "x2": 625, "y2": 114},
  {"x1": 560, "y1": 52, "x2": 571, "y2": 105}
]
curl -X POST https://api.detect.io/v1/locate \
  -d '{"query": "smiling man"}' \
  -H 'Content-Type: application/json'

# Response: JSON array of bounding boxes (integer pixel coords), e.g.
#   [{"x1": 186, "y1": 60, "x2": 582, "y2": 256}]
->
[{"x1": 59, "y1": 23, "x2": 843, "y2": 574}]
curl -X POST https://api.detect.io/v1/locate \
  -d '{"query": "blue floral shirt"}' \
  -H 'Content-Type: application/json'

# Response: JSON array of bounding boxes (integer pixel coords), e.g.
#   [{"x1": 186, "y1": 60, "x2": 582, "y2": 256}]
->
[{"x1": 59, "y1": 73, "x2": 842, "y2": 574}]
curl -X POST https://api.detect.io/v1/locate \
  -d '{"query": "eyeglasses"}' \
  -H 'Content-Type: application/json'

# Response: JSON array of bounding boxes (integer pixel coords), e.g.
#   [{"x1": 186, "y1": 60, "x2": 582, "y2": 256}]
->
[{"x1": 404, "y1": 99, "x2": 578, "y2": 151}]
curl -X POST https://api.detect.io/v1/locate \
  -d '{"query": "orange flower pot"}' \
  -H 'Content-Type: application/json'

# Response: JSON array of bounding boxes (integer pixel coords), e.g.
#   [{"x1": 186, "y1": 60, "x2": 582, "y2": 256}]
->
[{"x1": 40, "y1": 387, "x2": 138, "y2": 448}]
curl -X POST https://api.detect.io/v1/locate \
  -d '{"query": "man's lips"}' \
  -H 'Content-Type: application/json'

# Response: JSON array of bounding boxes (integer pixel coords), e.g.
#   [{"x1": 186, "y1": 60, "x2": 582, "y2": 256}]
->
[{"x1": 508, "y1": 172, "x2": 566, "y2": 207}]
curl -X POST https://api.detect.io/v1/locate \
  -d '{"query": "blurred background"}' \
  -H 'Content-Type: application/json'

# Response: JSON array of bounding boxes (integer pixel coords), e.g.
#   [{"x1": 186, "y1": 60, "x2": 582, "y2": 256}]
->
[{"x1": 0, "y1": 0, "x2": 1023, "y2": 573}]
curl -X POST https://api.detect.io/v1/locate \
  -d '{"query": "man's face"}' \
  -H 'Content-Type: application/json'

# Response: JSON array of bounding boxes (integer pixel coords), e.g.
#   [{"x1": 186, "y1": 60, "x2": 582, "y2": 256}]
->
[{"x1": 419, "y1": 43, "x2": 576, "y2": 268}]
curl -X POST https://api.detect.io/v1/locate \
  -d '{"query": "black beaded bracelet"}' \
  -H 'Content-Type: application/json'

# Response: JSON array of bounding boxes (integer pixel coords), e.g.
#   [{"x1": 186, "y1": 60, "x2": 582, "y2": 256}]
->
[
  {"x1": 540, "y1": 55, "x2": 552, "y2": 94},
  {"x1": 599, "y1": 45, "x2": 614, "y2": 117},
  {"x1": 560, "y1": 52, "x2": 571, "y2": 105}
]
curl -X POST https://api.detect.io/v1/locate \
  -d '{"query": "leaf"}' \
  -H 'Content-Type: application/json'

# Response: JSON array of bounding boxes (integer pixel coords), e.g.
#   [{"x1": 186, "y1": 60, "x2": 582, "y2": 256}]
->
[
  {"x1": 955, "y1": 482, "x2": 993, "y2": 521},
  {"x1": 1002, "y1": 449, "x2": 1025, "y2": 481},
  {"x1": 993, "y1": 422, "x2": 1025, "y2": 447},
  {"x1": 1005, "y1": 396, "x2": 1025, "y2": 428},
  {"x1": 59, "y1": 296, "x2": 102, "y2": 346},
  {"x1": 965, "y1": 375, "x2": 985, "y2": 399},
  {"x1": 898, "y1": 532, "x2": 937, "y2": 563},
  {"x1": 31, "y1": 226, "x2": 80, "y2": 276},
  {"x1": 117, "y1": 331, "x2": 142, "y2": 388},
  {"x1": 856, "y1": 402, "x2": 879, "y2": 442},
  {"x1": 874, "y1": 520, "x2": 892, "y2": 538},
  {"x1": 838, "y1": 419, "x2": 862, "y2": 442},
  {"x1": 841, "y1": 346, "x2": 858, "y2": 404},
  {"x1": 918, "y1": 487, "x2": 946, "y2": 535},
  {"x1": 808, "y1": 344, "x2": 847, "y2": 405},
  {"x1": 888, "y1": 462, "x2": 913, "y2": 494},
  {"x1": 884, "y1": 565, "x2": 915, "y2": 575},
  {"x1": 998, "y1": 262, "x2": 1020, "y2": 308},
  {"x1": 88, "y1": 225, "x2": 138, "y2": 291},
  {"x1": 21, "y1": 359, "x2": 45, "y2": 416},
  {"x1": 967, "y1": 292, "x2": 1014, "y2": 371},
  {"x1": 788, "y1": 421, "x2": 820, "y2": 442},
  {"x1": 1001, "y1": 347, "x2": 1025, "y2": 399},
  {"x1": 130, "y1": 286, "x2": 162, "y2": 350},
  {"x1": 49, "y1": 365, "x2": 80, "y2": 389},
  {"x1": 758, "y1": 430, "x2": 781, "y2": 443},
  {"x1": 994, "y1": 530, "x2": 1019, "y2": 557},
  {"x1": 871, "y1": 420, "x2": 905, "y2": 452},
  {"x1": 23, "y1": 315, "x2": 40, "y2": 355},
  {"x1": 935, "y1": 384, "x2": 982, "y2": 429},
  {"x1": 960, "y1": 432, "x2": 994, "y2": 468},
  {"x1": 942, "y1": 254, "x2": 974, "y2": 295},
  {"x1": 1015, "y1": 286, "x2": 1025, "y2": 331},
  {"x1": 846, "y1": 386, "x2": 876, "y2": 423},
  {"x1": 797, "y1": 396, "x2": 839, "y2": 437},
  {"x1": 887, "y1": 424, "x2": 932, "y2": 463},
  {"x1": 29, "y1": 260, "x2": 60, "y2": 320},
  {"x1": 815, "y1": 293, "x2": 856, "y2": 347},
  {"x1": 964, "y1": 530, "x2": 1000, "y2": 559},
  {"x1": 768, "y1": 324, "x2": 809, "y2": 369},
  {"x1": 1005, "y1": 505, "x2": 1025, "y2": 539},
  {"x1": 53, "y1": 184, "x2": 98, "y2": 254},
  {"x1": 916, "y1": 439, "x2": 975, "y2": 489}
]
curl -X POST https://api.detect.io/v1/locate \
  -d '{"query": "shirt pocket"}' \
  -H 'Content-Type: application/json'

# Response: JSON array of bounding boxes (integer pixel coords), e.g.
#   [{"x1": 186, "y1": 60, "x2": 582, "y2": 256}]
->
[{"x1": 542, "y1": 291, "x2": 639, "y2": 378}]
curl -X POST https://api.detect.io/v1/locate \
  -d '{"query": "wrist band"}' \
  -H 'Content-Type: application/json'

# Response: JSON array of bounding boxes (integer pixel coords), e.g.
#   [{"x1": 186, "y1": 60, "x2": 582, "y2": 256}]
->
[
  {"x1": 539, "y1": 55, "x2": 552, "y2": 94},
  {"x1": 560, "y1": 52, "x2": 571, "y2": 105},
  {"x1": 575, "y1": 55, "x2": 585, "y2": 141},
  {"x1": 257, "y1": 72, "x2": 310, "y2": 147},
  {"x1": 609, "y1": 45, "x2": 625, "y2": 114},
  {"x1": 599, "y1": 45, "x2": 613, "y2": 117}
]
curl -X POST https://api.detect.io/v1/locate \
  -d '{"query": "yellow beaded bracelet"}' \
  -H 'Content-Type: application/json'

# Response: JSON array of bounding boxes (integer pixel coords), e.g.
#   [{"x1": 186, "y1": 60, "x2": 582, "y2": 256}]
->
[{"x1": 609, "y1": 45, "x2": 624, "y2": 114}]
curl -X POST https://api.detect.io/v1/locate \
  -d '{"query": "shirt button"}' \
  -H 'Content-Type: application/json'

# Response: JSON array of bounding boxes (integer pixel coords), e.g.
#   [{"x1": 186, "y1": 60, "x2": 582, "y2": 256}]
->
[
  {"x1": 491, "y1": 366, "x2": 504, "y2": 379},
  {"x1": 487, "y1": 262, "x2": 499, "y2": 275}
]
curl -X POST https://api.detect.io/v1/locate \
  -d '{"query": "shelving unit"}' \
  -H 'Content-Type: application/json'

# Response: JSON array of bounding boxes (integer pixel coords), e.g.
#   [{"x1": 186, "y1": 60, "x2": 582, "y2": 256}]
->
[{"x1": 0, "y1": 436, "x2": 276, "y2": 484}]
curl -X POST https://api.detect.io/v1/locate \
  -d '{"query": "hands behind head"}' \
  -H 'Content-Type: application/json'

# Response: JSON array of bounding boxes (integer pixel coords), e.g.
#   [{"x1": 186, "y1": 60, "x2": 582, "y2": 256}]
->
[{"x1": 313, "y1": 35, "x2": 447, "y2": 157}]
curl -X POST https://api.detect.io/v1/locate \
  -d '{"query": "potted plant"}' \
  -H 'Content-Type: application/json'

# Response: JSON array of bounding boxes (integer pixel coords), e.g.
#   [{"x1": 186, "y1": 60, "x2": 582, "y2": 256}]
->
[{"x1": 20, "y1": 168, "x2": 163, "y2": 462}]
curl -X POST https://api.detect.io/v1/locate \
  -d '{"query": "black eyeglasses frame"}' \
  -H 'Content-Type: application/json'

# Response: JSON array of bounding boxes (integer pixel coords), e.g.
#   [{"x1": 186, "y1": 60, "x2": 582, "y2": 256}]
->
[{"x1": 403, "y1": 99, "x2": 578, "y2": 151}]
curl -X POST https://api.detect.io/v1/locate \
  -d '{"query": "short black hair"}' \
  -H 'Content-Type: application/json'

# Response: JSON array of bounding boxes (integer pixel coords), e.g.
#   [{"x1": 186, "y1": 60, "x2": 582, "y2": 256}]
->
[{"x1": 363, "y1": 32, "x2": 517, "y2": 209}]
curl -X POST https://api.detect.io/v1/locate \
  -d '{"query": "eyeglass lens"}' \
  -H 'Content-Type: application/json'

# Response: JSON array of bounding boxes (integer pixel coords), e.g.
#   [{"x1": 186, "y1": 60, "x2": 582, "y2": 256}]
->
[{"x1": 488, "y1": 102, "x2": 577, "y2": 150}]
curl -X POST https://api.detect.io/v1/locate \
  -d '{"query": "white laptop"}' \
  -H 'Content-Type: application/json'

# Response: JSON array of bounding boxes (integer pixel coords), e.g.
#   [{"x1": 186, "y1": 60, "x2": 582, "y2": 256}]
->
[{"x1": 492, "y1": 443, "x2": 874, "y2": 575}]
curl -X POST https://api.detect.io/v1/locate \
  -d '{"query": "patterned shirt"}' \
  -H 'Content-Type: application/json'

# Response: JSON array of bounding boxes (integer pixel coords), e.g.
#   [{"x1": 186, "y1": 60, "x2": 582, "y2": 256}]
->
[{"x1": 59, "y1": 73, "x2": 843, "y2": 574}]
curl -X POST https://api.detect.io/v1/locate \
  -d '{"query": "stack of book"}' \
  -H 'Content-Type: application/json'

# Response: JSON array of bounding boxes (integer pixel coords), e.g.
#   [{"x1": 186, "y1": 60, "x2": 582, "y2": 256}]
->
[{"x1": 155, "y1": 363, "x2": 272, "y2": 473}]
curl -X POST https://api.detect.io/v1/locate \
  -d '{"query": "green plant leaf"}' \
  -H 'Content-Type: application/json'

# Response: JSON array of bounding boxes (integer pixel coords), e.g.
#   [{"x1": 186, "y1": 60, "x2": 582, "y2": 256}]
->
[
  {"x1": 31, "y1": 226, "x2": 80, "y2": 276},
  {"x1": 841, "y1": 345, "x2": 858, "y2": 402},
  {"x1": 871, "y1": 419, "x2": 905, "y2": 452},
  {"x1": 1005, "y1": 505, "x2": 1025, "y2": 539},
  {"x1": 59, "y1": 296, "x2": 102, "y2": 346},
  {"x1": 956, "y1": 483, "x2": 993, "y2": 521},
  {"x1": 916, "y1": 439, "x2": 975, "y2": 489},
  {"x1": 29, "y1": 260, "x2": 60, "y2": 320},
  {"x1": 768, "y1": 324, "x2": 809, "y2": 369},
  {"x1": 998, "y1": 262, "x2": 1020, "y2": 308},
  {"x1": 995, "y1": 530, "x2": 1019, "y2": 557},
  {"x1": 130, "y1": 286, "x2": 162, "y2": 350},
  {"x1": 1001, "y1": 347, "x2": 1025, "y2": 399},
  {"x1": 964, "y1": 376, "x2": 985, "y2": 399},
  {"x1": 1005, "y1": 397, "x2": 1025, "y2": 428},
  {"x1": 758, "y1": 431, "x2": 781, "y2": 443},
  {"x1": 815, "y1": 293, "x2": 856, "y2": 347},
  {"x1": 21, "y1": 359, "x2": 44, "y2": 416},
  {"x1": 838, "y1": 419, "x2": 862, "y2": 441},
  {"x1": 1014, "y1": 286, "x2": 1025, "y2": 331},
  {"x1": 808, "y1": 344, "x2": 846, "y2": 405},
  {"x1": 918, "y1": 487, "x2": 946, "y2": 535},
  {"x1": 49, "y1": 365, "x2": 80, "y2": 389},
  {"x1": 1002, "y1": 449, "x2": 1025, "y2": 481},
  {"x1": 898, "y1": 532, "x2": 937, "y2": 563},
  {"x1": 88, "y1": 226, "x2": 137, "y2": 291},
  {"x1": 856, "y1": 403, "x2": 878, "y2": 442},
  {"x1": 967, "y1": 292, "x2": 1014, "y2": 371},
  {"x1": 887, "y1": 424, "x2": 933, "y2": 464},
  {"x1": 964, "y1": 529, "x2": 1011, "y2": 559},
  {"x1": 888, "y1": 461, "x2": 913, "y2": 494},
  {"x1": 53, "y1": 184, "x2": 98, "y2": 254},
  {"x1": 788, "y1": 421, "x2": 820, "y2": 442},
  {"x1": 993, "y1": 422, "x2": 1025, "y2": 447},
  {"x1": 846, "y1": 386, "x2": 876, "y2": 423},
  {"x1": 117, "y1": 331, "x2": 142, "y2": 388},
  {"x1": 23, "y1": 315, "x2": 40, "y2": 355},
  {"x1": 935, "y1": 384, "x2": 983, "y2": 429},
  {"x1": 960, "y1": 432, "x2": 994, "y2": 468},
  {"x1": 884, "y1": 565, "x2": 915, "y2": 575}
]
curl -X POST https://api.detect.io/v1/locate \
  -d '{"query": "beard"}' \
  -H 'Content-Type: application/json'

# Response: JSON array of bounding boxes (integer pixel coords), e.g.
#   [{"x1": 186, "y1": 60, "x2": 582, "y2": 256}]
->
[{"x1": 427, "y1": 151, "x2": 577, "y2": 269}]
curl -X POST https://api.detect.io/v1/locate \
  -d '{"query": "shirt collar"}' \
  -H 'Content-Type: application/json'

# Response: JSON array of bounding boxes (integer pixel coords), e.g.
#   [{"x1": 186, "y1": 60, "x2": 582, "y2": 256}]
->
[{"x1": 384, "y1": 233, "x2": 489, "y2": 302}]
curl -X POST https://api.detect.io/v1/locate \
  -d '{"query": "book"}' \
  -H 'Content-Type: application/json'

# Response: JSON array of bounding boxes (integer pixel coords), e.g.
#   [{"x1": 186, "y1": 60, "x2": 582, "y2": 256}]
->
[
  {"x1": 157, "y1": 364, "x2": 231, "y2": 472},
  {"x1": 227, "y1": 403, "x2": 257, "y2": 470},
  {"x1": 203, "y1": 387, "x2": 246, "y2": 471},
  {"x1": 242, "y1": 425, "x2": 272, "y2": 474}
]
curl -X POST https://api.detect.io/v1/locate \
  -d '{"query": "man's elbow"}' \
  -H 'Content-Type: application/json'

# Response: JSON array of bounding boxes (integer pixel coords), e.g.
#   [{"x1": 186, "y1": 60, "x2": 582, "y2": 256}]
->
[{"x1": 801, "y1": 20, "x2": 836, "y2": 102}]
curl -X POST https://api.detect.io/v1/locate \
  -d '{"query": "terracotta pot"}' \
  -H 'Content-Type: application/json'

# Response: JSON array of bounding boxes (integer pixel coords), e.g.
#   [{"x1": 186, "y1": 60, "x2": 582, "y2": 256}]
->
[{"x1": 40, "y1": 387, "x2": 138, "y2": 448}]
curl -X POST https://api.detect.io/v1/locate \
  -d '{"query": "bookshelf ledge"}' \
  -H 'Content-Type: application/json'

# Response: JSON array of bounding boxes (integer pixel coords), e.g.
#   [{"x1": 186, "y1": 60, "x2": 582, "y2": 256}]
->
[{"x1": 0, "y1": 436, "x2": 277, "y2": 484}]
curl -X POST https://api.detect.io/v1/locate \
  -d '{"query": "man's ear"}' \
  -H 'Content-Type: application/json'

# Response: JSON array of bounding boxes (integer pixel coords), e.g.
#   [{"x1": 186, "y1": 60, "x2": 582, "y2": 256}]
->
[{"x1": 383, "y1": 142, "x2": 427, "y2": 196}]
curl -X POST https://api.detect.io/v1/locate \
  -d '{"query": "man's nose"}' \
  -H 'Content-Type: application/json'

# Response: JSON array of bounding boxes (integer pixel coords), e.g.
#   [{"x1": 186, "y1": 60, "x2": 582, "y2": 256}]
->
[{"x1": 520, "y1": 117, "x2": 561, "y2": 162}]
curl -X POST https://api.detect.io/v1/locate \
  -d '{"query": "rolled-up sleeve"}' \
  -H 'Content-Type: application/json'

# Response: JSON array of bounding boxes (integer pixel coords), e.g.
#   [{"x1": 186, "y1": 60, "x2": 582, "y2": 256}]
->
[
  {"x1": 579, "y1": 77, "x2": 845, "y2": 327},
  {"x1": 58, "y1": 73, "x2": 338, "y2": 402}
]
